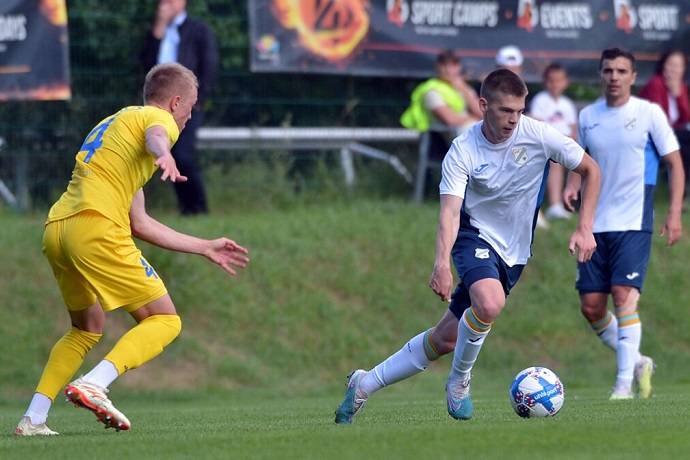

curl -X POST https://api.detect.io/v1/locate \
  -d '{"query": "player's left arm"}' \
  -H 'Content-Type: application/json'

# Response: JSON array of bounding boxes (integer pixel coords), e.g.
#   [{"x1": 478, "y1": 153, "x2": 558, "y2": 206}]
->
[
  {"x1": 545, "y1": 124, "x2": 600, "y2": 262},
  {"x1": 650, "y1": 103, "x2": 684, "y2": 245},
  {"x1": 660, "y1": 150, "x2": 684, "y2": 245},
  {"x1": 129, "y1": 189, "x2": 249, "y2": 276}
]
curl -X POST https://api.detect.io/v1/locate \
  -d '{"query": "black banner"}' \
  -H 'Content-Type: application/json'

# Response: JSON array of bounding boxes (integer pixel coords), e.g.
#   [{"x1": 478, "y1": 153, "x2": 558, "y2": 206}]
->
[
  {"x1": 249, "y1": 0, "x2": 690, "y2": 82},
  {"x1": 0, "y1": 0, "x2": 70, "y2": 101}
]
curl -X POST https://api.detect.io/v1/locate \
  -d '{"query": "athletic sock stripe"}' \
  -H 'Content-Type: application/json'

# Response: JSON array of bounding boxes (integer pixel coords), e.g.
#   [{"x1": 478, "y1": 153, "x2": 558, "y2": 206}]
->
[
  {"x1": 589, "y1": 312, "x2": 613, "y2": 333},
  {"x1": 619, "y1": 318, "x2": 641, "y2": 327},
  {"x1": 616, "y1": 312, "x2": 640, "y2": 327},
  {"x1": 423, "y1": 329, "x2": 440, "y2": 361},
  {"x1": 464, "y1": 308, "x2": 491, "y2": 333}
]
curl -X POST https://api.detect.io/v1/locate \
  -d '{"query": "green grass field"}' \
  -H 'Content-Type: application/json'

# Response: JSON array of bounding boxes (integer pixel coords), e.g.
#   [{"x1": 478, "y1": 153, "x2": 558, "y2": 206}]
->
[
  {"x1": 3, "y1": 377, "x2": 689, "y2": 459},
  {"x1": 1, "y1": 199, "x2": 689, "y2": 457}
]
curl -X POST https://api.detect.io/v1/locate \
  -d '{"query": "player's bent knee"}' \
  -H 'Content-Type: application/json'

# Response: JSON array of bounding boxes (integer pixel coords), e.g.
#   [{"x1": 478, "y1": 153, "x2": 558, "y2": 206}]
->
[
  {"x1": 580, "y1": 302, "x2": 606, "y2": 322},
  {"x1": 612, "y1": 287, "x2": 639, "y2": 310},
  {"x1": 105, "y1": 314, "x2": 182, "y2": 373},
  {"x1": 474, "y1": 301, "x2": 503, "y2": 323},
  {"x1": 159, "y1": 314, "x2": 182, "y2": 342}
]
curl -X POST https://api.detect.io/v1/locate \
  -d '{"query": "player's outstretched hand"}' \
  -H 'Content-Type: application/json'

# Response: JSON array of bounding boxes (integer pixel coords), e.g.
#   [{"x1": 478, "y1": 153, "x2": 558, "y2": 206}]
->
[
  {"x1": 203, "y1": 238, "x2": 250, "y2": 276},
  {"x1": 156, "y1": 154, "x2": 188, "y2": 183},
  {"x1": 660, "y1": 212, "x2": 682, "y2": 246},
  {"x1": 568, "y1": 228, "x2": 596, "y2": 263},
  {"x1": 429, "y1": 264, "x2": 453, "y2": 302}
]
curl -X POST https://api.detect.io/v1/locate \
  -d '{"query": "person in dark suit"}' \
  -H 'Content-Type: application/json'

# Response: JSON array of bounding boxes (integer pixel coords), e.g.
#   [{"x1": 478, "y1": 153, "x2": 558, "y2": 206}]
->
[{"x1": 140, "y1": 0, "x2": 219, "y2": 215}]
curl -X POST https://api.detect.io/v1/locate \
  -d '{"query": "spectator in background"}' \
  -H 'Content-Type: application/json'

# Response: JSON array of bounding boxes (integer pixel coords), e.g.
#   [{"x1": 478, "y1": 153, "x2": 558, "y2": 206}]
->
[
  {"x1": 639, "y1": 49, "x2": 690, "y2": 201},
  {"x1": 140, "y1": 0, "x2": 219, "y2": 215},
  {"x1": 401, "y1": 50, "x2": 481, "y2": 159},
  {"x1": 530, "y1": 63, "x2": 578, "y2": 220},
  {"x1": 495, "y1": 45, "x2": 524, "y2": 76}
]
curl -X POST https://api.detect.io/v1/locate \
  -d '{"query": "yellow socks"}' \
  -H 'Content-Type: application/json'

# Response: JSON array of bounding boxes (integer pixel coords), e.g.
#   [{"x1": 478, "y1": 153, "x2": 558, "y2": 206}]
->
[
  {"x1": 104, "y1": 315, "x2": 182, "y2": 374},
  {"x1": 36, "y1": 327, "x2": 102, "y2": 400}
]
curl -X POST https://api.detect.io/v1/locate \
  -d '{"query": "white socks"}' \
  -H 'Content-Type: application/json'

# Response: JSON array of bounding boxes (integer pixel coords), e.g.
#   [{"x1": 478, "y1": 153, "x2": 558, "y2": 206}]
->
[
  {"x1": 82, "y1": 360, "x2": 119, "y2": 389},
  {"x1": 448, "y1": 308, "x2": 491, "y2": 384},
  {"x1": 615, "y1": 312, "x2": 642, "y2": 390},
  {"x1": 24, "y1": 393, "x2": 52, "y2": 425},
  {"x1": 590, "y1": 311, "x2": 618, "y2": 351},
  {"x1": 360, "y1": 329, "x2": 438, "y2": 395}
]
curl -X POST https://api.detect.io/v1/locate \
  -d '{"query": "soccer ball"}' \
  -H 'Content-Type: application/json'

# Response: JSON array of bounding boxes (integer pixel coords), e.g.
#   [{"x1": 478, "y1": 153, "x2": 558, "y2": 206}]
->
[{"x1": 509, "y1": 366, "x2": 564, "y2": 418}]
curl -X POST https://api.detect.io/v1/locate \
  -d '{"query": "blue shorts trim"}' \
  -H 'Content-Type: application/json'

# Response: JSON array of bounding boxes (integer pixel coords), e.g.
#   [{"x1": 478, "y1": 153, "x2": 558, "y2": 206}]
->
[
  {"x1": 576, "y1": 231, "x2": 652, "y2": 293},
  {"x1": 448, "y1": 231, "x2": 525, "y2": 319}
]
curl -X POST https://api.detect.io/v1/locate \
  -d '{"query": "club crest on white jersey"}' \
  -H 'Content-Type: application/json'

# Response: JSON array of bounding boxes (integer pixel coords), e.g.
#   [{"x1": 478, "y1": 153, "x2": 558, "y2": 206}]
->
[
  {"x1": 475, "y1": 248, "x2": 490, "y2": 259},
  {"x1": 512, "y1": 147, "x2": 529, "y2": 166}
]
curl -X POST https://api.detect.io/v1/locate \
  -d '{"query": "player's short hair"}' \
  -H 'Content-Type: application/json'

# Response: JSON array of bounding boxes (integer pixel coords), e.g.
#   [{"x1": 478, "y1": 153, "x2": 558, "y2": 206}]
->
[
  {"x1": 542, "y1": 62, "x2": 566, "y2": 81},
  {"x1": 480, "y1": 68, "x2": 528, "y2": 102},
  {"x1": 436, "y1": 49, "x2": 460, "y2": 65},
  {"x1": 599, "y1": 48, "x2": 636, "y2": 71},
  {"x1": 143, "y1": 63, "x2": 198, "y2": 104}
]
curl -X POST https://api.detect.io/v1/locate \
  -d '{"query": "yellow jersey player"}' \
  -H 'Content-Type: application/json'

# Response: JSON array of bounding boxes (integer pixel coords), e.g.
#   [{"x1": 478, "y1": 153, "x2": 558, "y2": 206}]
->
[{"x1": 14, "y1": 63, "x2": 249, "y2": 436}]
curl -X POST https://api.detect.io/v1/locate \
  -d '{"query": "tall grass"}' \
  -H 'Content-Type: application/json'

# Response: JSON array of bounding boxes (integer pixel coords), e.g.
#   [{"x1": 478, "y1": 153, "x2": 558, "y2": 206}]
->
[{"x1": 2, "y1": 198, "x2": 688, "y2": 400}]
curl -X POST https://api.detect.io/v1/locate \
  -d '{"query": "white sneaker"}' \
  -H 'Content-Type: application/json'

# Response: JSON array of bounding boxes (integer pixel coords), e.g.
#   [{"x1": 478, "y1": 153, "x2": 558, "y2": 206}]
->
[
  {"x1": 609, "y1": 383, "x2": 634, "y2": 400},
  {"x1": 536, "y1": 210, "x2": 550, "y2": 230},
  {"x1": 14, "y1": 416, "x2": 59, "y2": 436},
  {"x1": 634, "y1": 355, "x2": 655, "y2": 399},
  {"x1": 65, "y1": 379, "x2": 131, "y2": 431},
  {"x1": 545, "y1": 204, "x2": 572, "y2": 220}
]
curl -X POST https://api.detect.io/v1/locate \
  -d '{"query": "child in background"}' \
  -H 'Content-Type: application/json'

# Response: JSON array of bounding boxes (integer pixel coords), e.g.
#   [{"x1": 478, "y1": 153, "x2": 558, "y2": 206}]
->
[{"x1": 530, "y1": 63, "x2": 578, "y2": 220}]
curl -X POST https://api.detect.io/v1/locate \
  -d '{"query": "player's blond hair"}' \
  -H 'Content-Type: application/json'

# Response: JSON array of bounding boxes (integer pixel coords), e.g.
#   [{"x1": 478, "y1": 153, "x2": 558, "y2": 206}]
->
[{"x1": 143, "y1": 63, "x2": 198, "y2": 104}]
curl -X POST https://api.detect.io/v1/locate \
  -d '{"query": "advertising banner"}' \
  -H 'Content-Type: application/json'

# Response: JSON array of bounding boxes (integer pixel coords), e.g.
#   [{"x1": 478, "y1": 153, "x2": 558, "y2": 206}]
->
[
  {"x1": 250, "y1": 0, "x2": 690, "y2": 82},
  {"x1": 0, "y1": 0, "x2": 70, "y2": 101}
]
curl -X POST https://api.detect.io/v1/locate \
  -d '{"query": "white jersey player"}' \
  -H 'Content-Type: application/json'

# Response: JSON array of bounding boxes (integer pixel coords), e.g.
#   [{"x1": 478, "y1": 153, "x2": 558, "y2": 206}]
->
[
  {"x1": 335, "y1": 69, "x2": 601, "y2": 423},
  {"x1": 564, "y1": 48, "x2": 684, "y2": 400}
]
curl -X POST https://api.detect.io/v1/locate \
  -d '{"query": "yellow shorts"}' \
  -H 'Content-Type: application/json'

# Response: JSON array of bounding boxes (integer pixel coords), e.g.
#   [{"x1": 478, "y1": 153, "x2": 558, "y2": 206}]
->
[{"x1": 43, "y1": 210, "x2": 167, "y2": 312}]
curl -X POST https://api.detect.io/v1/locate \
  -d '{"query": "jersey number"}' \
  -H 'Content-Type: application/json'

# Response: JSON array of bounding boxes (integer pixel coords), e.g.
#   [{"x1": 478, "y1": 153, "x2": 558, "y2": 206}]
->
[{"x1": 79, "y1": 116, "x2": 116, "y2": 163}]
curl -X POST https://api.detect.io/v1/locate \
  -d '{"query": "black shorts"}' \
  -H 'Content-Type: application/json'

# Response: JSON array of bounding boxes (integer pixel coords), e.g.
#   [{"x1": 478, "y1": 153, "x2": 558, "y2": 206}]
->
[
  {"x1": 576, "y1": 231, "x2": 652, "y2": 293},
  {"x1": 449, "y1": 230, "x2": 525, "y2": 319}
]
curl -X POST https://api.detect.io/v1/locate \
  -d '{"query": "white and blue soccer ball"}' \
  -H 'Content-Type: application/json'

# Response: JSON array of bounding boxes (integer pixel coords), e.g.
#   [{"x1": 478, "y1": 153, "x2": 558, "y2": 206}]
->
[{"x1": 509, "y1": 366, "x2": 564, "y2": 418}]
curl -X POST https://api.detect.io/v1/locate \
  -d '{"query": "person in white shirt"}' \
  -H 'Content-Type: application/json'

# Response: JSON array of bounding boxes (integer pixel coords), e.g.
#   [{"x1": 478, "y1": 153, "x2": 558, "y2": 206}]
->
[
  {"x1": 564, "y1": 48, "x2": 684, "y2": 400},
  {"x1": 530, "y1": 63, "x2": 578, "y2": 220},
  {"x1": 335, "y1": 69, "x2": 601, "y2": 424}
]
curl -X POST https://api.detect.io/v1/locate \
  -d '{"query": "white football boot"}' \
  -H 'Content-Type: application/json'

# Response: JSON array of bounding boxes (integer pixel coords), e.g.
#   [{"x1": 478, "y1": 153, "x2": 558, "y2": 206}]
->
[{"x1": 65, "y1": 379, "x2": 131, "y2": 431}]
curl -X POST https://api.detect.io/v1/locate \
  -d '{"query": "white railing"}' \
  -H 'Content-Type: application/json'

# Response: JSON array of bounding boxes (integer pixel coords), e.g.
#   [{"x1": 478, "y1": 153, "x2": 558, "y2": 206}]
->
[{"x1": 197, "y1": 127, "x2": 419, "y2": 186}]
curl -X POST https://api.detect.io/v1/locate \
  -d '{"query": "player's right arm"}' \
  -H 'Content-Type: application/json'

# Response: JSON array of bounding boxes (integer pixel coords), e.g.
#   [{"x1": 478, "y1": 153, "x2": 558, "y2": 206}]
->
[
  {"x1": 145, "y1": 126, "x2": 187, "y2": 183},
  {"x1": 430, "y1": 143, "x2": 467, "y2": 301},
  {"x1": 430, "y1": 194, "x2": 462, "y2": 301}
]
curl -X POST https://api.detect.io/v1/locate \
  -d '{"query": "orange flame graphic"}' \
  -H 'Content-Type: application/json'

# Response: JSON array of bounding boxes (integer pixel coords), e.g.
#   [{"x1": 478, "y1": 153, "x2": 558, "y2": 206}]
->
[{"x1": 272, "y1": 0, "x2": 370, "y2": 62}]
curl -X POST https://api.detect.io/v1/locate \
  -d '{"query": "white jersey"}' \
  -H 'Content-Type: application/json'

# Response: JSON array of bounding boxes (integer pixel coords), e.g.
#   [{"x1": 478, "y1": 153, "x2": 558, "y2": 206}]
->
[
  {"x1": 578, "y1": 96, "x2": 679, "y2": 233},
  {"x1": 440, "y1": 116, "x2": 584, "y2": 266},
  {"x1": 529, "y1": 91, "x2": 578, "y2": 137}
]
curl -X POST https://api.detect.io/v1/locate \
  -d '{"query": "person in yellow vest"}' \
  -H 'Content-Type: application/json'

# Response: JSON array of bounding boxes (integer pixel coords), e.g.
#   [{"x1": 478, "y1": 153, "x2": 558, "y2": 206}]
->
[{"x1": 401, "y1": 50, "x2": 481, "y2": 158}]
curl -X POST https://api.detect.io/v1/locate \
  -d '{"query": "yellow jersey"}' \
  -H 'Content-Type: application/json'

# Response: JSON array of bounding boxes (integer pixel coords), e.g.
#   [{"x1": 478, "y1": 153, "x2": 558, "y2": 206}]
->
[{"x1": 48, "y1": 106, "x2": 180, "y2": 230}]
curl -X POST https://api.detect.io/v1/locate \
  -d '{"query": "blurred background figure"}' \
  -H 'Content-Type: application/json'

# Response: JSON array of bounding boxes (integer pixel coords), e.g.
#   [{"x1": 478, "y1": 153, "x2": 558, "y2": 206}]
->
[
  {"x1": 529, "y1": 63, "x2": 578, "y2": 220},
  {"x1": 639, "y1": 49, "x2": 690, "y2": 204},
  {"x1": 495, "y1": 45, "x2": 524, "y2": 76},
  {"x1": 401, "y1": 49, "x2": 481, "y2": 160},
  {"x1": 140, "y1": 0, "x2": 219, "y2": 215}
]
